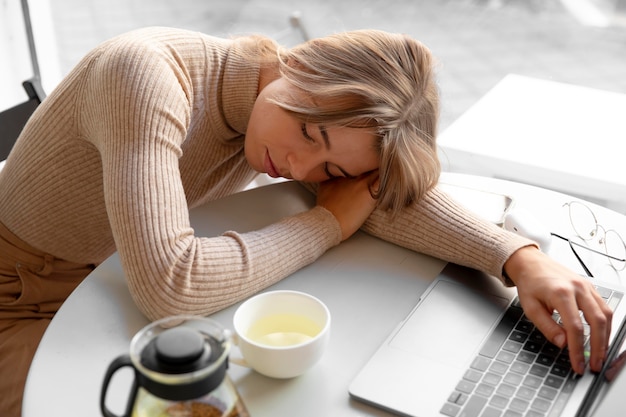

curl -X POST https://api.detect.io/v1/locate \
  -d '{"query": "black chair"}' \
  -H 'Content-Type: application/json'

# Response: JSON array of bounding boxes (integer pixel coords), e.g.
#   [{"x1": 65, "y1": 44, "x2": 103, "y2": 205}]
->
[
  {"x1": 0, "y1": 0, "x2": 46, "y2": 161},
  {"x1": 0, "y1": 78, "x2": 43, "y2": 161}
]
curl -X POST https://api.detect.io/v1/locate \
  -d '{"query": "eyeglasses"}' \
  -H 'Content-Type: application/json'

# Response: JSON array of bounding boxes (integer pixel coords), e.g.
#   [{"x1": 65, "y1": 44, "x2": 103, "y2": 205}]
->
[{"x1": 550, "y1": 201, "x2": 626, "y2": 278}]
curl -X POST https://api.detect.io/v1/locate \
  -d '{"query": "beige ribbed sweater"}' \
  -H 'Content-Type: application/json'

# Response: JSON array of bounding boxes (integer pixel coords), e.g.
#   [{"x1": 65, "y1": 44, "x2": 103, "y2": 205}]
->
[{"x1": 0, "y1": 27, "x2": 532, "y2": 321}]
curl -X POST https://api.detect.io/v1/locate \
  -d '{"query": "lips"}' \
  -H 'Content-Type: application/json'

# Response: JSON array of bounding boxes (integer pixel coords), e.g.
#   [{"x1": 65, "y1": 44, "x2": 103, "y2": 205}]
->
[{"x1": 264, "y1": 151, "x2": 280, "y2": 178}]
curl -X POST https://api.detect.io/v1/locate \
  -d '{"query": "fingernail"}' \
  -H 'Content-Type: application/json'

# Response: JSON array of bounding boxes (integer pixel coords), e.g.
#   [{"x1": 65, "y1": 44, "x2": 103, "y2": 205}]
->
[
  {"x1": 554, "y1": 333, "x2": 566, "y2": 348},
  {"x1": 593, "y1": 358, "x2": 603, "y2": 371},
  {"x1": 578, "y1": 361, "x2": 587, "y2": 374}
]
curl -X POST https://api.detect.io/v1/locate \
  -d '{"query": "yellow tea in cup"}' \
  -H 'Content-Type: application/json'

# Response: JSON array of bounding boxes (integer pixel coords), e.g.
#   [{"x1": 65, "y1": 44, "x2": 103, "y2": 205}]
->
[
  {"x1": 247, "y1": 314, "x2": 322, "y2": 347},
  {"x1": 232, "y1": 290, "x2": 331, "y2": 378}
]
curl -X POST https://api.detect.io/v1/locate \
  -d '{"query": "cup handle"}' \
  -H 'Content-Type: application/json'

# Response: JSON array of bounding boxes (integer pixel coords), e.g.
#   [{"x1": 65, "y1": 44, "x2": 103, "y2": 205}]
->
[
  {"x1": 100, "y1": 355, "x2": 138, "y2": 417},
  {"x1": 228, "y1": 332, "x2": 251, "y2": 369}
]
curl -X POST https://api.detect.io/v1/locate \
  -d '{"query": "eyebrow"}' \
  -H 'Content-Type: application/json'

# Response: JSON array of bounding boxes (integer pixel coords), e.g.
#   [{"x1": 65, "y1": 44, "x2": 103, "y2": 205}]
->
[{"x1": 318, "y1": 125, "x2": 356, "y2": 179}]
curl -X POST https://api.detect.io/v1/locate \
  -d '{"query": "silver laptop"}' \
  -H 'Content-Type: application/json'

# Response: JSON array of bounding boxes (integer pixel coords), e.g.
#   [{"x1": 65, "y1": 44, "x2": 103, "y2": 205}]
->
[{"x1": 349, "y1": 262, "x2": 626, "y2": 417}]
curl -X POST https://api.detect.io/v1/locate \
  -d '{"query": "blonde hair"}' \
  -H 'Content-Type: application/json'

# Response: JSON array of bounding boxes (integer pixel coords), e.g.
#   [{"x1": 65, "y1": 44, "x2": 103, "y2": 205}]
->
[{"x1": 246, "y1": 30, "x2": 441, "y2": 212}]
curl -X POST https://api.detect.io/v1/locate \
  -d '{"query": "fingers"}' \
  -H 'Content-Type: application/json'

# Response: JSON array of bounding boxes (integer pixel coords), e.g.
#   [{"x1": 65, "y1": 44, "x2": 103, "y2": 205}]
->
[
  {"x1": 508, "y1": 249, "x2": 613, "y2": 375},
  {"x1": 316, "y1": 171, "x2": 380, "y2": 241},
  {"x1": 556, "y1": 284, "x2": 612, "y2": 374},
  {"x1": 580, "y1": 289, "x2": 613, "y2": 371},
  {"x1": 552, "y1": 295, "x2": 588, "y2": 375},
  {"x1": 522, "y1": 284, "x2": 612, "y2": 375},
  {"x1": 521, "y1": 299, "x2": 578, "y2": 368},
  {"x1": 605, "y1": 351, "x2": 626, "y2": 382}
]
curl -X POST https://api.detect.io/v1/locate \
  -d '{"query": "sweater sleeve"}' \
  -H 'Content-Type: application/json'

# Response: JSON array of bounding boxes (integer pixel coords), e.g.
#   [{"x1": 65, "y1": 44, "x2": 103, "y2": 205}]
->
[
  {"x1": 361, "y1": 185, "x2": 537, "y2": 285},
  {"x1": 81, "y1": 33, "x2": 342, "y2": 321},
  {"x1": 128, "y1": 205, "x2": 341, "y2": 320}
]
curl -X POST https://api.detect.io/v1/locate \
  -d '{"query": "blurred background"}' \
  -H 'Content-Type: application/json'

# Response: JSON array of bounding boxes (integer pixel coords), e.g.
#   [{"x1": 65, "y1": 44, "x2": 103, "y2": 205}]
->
[{"x1": 2, "y1": 0, "x2": 626, "y2": 130}]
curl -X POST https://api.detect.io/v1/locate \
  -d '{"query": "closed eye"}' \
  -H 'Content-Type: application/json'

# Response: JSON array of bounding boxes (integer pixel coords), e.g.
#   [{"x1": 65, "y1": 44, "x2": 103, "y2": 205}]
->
[
  {"x1": 302, "y1": 123, "x2": 356, "y2": 180},
  {"x1": 301, "y1": 123, "x2": 315, "y2": 142}
]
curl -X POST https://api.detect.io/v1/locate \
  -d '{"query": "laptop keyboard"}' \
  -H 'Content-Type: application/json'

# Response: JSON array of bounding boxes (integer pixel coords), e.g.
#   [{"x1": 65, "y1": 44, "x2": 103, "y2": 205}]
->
[{"x1": 440, "y1": 285, "x2": 622, "y2": 417}]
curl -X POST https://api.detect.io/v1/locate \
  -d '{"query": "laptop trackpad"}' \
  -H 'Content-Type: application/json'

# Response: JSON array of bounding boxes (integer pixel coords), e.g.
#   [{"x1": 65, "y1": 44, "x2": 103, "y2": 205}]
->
[{"x1": 389, "y1": 280, "x2": 510, "y2": 368}]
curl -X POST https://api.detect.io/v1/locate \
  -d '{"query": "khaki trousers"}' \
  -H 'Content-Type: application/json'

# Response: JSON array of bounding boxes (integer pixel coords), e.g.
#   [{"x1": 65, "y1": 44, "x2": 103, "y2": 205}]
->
[{"x1": 0, "y1": 221, "x2": 94, "y2": 416}]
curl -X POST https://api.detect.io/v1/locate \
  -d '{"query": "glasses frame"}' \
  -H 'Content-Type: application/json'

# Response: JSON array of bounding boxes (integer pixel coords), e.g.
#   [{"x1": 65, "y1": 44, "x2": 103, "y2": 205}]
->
[{"x1": 553, "y1": 201, "x2": 626, "y2": 278}]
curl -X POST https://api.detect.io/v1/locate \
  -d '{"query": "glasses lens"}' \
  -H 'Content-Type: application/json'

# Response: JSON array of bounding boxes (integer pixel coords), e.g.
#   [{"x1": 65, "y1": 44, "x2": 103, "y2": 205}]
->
[
  {"x1": 568, "y1": 201, "x2": 597, "y2": 241},
  {"x1": 605, "y1": 230, "x2": 626, "y2": 271}
]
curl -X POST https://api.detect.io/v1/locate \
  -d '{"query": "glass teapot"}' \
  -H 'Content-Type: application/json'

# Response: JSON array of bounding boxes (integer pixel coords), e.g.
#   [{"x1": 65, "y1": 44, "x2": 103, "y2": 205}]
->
[{"x1": 100, "y1": 315, "x2": 249, "y2": 417}]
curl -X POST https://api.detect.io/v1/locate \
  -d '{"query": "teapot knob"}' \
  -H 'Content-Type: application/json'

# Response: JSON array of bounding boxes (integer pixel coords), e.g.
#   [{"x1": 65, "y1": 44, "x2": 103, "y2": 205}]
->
[{"x1": 155, "y1": 327, "x2": 206, "y2": 364}]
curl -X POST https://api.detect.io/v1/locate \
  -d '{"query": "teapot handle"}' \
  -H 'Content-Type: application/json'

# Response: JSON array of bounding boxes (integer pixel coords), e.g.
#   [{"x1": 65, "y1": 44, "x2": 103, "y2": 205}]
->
[{"x1": 100, "y1": 355, "x2": 138, "y2": 417}]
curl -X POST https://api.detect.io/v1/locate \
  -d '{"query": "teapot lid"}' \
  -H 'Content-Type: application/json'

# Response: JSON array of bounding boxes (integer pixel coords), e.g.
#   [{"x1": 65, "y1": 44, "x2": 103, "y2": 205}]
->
[
  {"x1": 141, "y1": 326, "x2": 219, "y2": 374},
  {"x1": 129, "y1": 316, "x2": 230, "y2": 401}
]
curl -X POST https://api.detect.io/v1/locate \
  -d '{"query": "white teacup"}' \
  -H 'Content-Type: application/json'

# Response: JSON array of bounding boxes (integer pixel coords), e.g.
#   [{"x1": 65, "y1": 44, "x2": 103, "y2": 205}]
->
[{"x1": 231, "y1": 290, "x2": 331, "y2": 379}]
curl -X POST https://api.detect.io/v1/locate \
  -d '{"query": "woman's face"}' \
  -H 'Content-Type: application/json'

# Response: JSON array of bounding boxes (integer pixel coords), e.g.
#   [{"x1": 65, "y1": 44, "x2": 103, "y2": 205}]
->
[{"x1": 245, "y1": 78, "x2": 379, "y2": 183}]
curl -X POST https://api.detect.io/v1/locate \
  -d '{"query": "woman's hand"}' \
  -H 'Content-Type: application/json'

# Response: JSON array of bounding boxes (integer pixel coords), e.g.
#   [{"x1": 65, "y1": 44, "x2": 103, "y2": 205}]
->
[
  {"x1": 504, "y1": 246, "x2": 613, "y2": 375},
  {"x1": 316, "y1": 171, "x2": 379, "y2": 241}
]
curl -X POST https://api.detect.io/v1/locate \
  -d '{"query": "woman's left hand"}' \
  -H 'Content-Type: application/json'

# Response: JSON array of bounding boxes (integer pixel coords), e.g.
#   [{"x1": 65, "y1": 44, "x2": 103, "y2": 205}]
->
[
  {"x1": 316, "y1": 171, "x2": 379, "y2": 241},
  {"x1": 504, "y1": 246, "x2": 613, "y2": 375}
]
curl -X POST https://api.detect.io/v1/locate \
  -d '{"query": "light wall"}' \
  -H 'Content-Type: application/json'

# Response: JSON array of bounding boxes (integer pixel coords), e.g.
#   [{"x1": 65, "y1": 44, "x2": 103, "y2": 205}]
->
[{"x1": 1, "y1": 0, "x2": 62, "y2": 111}]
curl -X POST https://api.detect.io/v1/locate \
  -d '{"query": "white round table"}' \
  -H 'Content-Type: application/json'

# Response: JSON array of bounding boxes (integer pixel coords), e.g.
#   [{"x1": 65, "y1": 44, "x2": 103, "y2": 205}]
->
[{"x1": 23, "y1": 173, "x2": 626, "y2": 416}]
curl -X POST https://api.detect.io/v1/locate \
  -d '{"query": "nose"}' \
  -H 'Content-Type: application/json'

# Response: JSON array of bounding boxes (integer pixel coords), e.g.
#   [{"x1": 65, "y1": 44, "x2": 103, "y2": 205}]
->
[{"x1": 286, "y1": 151, "x2": 320, "y2": 181}]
